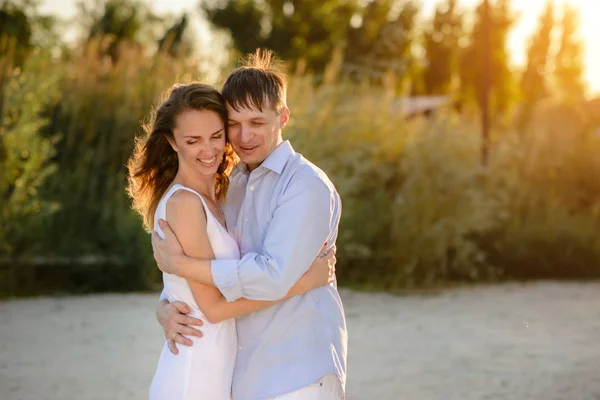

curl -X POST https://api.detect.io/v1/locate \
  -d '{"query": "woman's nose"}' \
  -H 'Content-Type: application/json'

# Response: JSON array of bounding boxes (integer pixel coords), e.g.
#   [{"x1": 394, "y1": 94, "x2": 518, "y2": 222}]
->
[{"x1": 199, "y1": 141, "x2": 216, "y2": 154}]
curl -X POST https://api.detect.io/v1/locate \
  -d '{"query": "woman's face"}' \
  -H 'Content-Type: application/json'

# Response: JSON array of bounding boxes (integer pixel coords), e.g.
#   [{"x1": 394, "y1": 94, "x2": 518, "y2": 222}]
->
[{"x1": 169, "y1": 109, "x2": 226, "y2": 177}]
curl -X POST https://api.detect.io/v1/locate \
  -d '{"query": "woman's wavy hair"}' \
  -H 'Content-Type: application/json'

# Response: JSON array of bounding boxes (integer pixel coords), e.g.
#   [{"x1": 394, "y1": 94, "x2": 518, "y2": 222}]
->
[{"x1": 127, "y1": 82, "x2": 237, "y2": 231}]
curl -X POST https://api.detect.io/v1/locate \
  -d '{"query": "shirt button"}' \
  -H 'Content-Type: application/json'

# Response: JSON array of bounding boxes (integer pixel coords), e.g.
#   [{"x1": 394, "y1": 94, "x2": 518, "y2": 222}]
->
[
  {"x1": 249, "y1": 186, "x2": 255, "y2": 191},
  {"x1": 244, "y1": 218, "x2": 248, "y2": 222},
  {"x1": 238, "y1": 346, "x2": 243, "y2": 351}
]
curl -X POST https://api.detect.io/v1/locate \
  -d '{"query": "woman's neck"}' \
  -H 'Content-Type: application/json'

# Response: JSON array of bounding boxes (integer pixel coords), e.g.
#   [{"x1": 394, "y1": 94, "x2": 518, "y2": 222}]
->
[{"x1": 172, "y1": 168, "x2": 216, "y2": 203}]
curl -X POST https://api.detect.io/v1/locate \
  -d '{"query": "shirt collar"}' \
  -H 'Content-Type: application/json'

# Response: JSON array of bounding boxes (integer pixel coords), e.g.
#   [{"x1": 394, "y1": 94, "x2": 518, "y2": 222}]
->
[{"x1": 233, "y1": 140, "x2": 294, "y2": 176}]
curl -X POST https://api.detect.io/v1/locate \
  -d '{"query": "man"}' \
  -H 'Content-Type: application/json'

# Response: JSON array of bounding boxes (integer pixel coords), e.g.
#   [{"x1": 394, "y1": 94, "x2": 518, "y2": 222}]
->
[{"x1": 152, "y1": 49, "x2": 347, "y2": 400}]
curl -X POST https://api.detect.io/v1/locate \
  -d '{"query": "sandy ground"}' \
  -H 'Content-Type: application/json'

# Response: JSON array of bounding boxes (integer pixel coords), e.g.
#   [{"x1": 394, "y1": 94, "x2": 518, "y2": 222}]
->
[{"x1": 1, "y1": 282, "x2": 600, "y2": 400}]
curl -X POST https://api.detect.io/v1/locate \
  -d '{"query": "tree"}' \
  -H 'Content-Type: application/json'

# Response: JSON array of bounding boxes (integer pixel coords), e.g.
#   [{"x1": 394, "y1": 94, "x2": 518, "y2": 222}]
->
[
  {"x1": 86, "y1": 1, "x2": 141, "y2": 40},
  {"x1": 459, "y1": 0, "x2": 517, "y2": 116},
  {"x1": 422, "y1": 0, "x2": 464, "y2": 95},
  {"x1": 343, "y1": 0, "x2": 420, "y2": 92},
  {"x1": 519, "y1": 0, "x2": 554, "y2": 126},
  {"x1": 77, "y1": 0, "x2": 152, "y2": 62},
  {"x1": 202, "y1": 0, "x2": 357, "y2": 73},
  {"x1": 0, "y1": 51, "x2": 59, "y2": 256},
  {"x1": 0, "y1": 2, "x2": 33, "y2": 69},
  {"x1": 344, "y1": 0, "x2": 393, "y2": 79},
  {"x1": 554, "y1": 3, "x2": 585, "y2": 100},
  {"x1": 0, "y1": 0, "x2": 61, "y2": 56},
  {"x1": 157, "y1": 14, "x2": 192, "y2": 58}
]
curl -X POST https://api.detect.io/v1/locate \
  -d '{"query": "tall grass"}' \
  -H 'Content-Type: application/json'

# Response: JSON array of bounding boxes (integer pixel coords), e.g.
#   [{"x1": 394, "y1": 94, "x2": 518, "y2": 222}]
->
[
  {"x1": 286, "y1": 70, "x2": 600, "y2": 288},
  {"x1": 483, "y1": 100, "x2": 600, "y2": 279},
  {"x1": 0, "y1": 48, "x2": 59, "y2": 257},
  {"x1": 2, "y1": 44, "x2": 599, "y2": 294},
  {"x1": 2, "y1": 39, "x2": 209, "y2": 293}
]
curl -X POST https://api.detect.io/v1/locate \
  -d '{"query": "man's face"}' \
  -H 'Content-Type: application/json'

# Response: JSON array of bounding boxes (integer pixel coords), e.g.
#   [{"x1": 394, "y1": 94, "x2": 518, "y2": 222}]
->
[{"x1": 226, "y1": 103, "x2": 289, "y2": 171}]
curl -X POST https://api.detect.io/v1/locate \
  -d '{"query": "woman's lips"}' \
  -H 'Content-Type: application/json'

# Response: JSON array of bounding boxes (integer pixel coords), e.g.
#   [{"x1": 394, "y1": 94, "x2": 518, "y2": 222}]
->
[{"x1": 197, "y1": 156, "x2": 217, "y2": 167}]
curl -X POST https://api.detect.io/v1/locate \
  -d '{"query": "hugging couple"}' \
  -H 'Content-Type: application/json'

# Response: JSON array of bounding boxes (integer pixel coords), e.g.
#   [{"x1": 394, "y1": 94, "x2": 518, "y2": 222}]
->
[{"x1": 127, "y1": 49, "x2": 347, "y2": 400}]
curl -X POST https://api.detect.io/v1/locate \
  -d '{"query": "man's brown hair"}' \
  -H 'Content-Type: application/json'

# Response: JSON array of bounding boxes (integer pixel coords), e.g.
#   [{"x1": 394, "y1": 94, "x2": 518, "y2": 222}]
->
[{"x1": 221, "y1": 49, "x2": 287, "y2": 113}]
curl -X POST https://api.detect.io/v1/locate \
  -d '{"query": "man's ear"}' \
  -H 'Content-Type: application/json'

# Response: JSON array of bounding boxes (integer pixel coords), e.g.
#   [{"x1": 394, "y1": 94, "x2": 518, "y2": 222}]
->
[{"x1": 280, "y1": 107, "x2": 290, "y2": 129}]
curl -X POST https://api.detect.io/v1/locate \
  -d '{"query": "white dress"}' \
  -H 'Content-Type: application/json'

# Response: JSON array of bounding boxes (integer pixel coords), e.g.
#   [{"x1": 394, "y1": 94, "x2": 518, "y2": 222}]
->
[{"x1": 149, "y1": 184, "x2": 239, "y2": 400}]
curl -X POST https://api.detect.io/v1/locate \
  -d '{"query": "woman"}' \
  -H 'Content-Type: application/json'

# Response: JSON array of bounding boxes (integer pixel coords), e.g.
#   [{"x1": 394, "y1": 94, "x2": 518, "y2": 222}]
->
[{"x1": 127, "y1": 83, "x2": 332, "y2": 400}]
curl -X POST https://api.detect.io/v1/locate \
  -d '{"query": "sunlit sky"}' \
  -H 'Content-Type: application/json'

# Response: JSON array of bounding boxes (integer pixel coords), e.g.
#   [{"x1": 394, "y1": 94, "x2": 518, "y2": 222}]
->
[{"x1": 39, "y1": 0, "x2": 600, "y2": 95}]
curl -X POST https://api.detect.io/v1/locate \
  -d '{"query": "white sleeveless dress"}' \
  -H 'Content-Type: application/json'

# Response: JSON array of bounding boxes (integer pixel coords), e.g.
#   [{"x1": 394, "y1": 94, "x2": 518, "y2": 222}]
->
[{"x1": 149, "y1": 184, "x2": 239, "y2": 400}]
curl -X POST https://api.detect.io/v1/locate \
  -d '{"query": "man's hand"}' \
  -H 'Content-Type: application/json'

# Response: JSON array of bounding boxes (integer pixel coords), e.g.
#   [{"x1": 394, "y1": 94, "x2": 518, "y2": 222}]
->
[
  {"x1": 157, "y1": 300, "x2": 204, "y2": 355},
  {"x1": 300, "y1": 243, "x2": 337, "y2": 292},
  {"x1": 152, "y1": 219, "x2": 184, "y2": 275}
]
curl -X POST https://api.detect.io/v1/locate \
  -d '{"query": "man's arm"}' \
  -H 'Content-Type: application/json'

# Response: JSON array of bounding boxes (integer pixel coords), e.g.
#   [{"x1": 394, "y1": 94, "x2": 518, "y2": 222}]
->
[
  {"x1": 156, "y1": 287, "x2": 204, "y2": 354},
  {"x1": 196, "y1": 244, "x2": 335, "y2": 323},
  {"x1": 156, "y1": 244, "x2": 336, "y2": 354},
  {"x1": 212, "y1": 177, "x2": 335, "y2": 302},
  {"x1": 154, "y1": 176, "x2": 337, "y2": 302}
]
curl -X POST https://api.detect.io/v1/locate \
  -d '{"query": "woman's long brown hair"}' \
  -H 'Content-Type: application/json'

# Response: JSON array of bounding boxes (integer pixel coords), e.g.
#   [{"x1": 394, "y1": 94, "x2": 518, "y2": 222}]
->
[{"x1": 127, "y1": 83, "x2": 237, "y2": 231}]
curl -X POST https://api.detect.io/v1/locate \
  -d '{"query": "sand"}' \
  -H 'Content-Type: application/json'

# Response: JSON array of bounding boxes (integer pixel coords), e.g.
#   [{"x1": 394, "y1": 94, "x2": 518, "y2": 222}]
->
[{"x1": 1, "y1": 282, "x2": 600, "y2": 400}]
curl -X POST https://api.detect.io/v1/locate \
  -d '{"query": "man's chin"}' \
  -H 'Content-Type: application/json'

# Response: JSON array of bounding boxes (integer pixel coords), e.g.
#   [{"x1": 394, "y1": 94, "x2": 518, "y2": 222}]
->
[{"x1": 239, "y1": 155, "x2": 262, "y2": 166}]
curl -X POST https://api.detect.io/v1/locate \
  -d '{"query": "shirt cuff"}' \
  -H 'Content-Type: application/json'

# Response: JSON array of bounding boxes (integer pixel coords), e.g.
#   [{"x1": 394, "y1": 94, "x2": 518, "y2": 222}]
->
[{"x1": 211, "y1": 259, "x2": 243, "y2": 302}]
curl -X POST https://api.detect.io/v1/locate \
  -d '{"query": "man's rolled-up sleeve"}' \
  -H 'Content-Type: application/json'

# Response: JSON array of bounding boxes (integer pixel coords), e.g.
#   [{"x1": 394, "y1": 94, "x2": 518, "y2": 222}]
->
[
  {"x1": 211, "y1": 176, "x2": 334, "y2": 302},
  {"x1": 210, "y1": 259, "x2": 244, "y2": 302},
  {"x1": 158, "y1": 288, "x2": 168, "y2": 303}
]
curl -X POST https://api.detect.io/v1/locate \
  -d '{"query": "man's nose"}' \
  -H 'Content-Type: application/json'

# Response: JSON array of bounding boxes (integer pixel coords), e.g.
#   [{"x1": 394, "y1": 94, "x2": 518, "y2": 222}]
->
[{"x1": 240, "y1": 125, "x2": 254, "y2": 143}]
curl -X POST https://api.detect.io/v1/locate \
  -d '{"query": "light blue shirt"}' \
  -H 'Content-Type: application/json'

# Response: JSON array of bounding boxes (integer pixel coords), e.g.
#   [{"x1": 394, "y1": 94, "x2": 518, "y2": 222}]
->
[{"x1": 213, "y1": 140, "x2": 347, "y2": 400}]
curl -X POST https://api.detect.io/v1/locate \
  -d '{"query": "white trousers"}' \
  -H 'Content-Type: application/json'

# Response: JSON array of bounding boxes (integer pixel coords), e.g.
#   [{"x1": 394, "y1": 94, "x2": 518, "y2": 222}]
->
[{"x1": 267, "y1": 374, "x2": 344, "y2": 400}]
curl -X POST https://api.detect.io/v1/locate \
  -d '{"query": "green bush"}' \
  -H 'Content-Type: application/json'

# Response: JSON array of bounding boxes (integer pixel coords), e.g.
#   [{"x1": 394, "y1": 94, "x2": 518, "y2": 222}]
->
[
  {"x1": 286, "y1": 76, "x2": 503, "y2": 288},
  {"x1": 0, "y1": 49, "x2": 59, "y2": 257},
  {"x1": 35, "y1": 40, "x2": 209, "y2": 290},
  {"x1": 483, "y1": 101, "x2": 600, "y2": 279},
  {"x1": 286, "y1": 72, "x2": 600, "y2": 288},
  {"x1": 2, "y1": 48, "x2": 599, "y2": 295}
]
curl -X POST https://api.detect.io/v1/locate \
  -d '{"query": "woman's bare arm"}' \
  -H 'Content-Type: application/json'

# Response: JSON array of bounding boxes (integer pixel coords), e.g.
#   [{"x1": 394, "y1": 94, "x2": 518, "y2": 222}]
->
[{"x1": 166, "y1": 191, "x2": 333, "y2": 324}]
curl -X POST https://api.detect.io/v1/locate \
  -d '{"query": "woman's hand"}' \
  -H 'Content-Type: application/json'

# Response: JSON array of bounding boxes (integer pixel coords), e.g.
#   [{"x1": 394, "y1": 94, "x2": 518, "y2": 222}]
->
[{"x1": 299, "y1": 243, "x2": 337, "y2": 292}]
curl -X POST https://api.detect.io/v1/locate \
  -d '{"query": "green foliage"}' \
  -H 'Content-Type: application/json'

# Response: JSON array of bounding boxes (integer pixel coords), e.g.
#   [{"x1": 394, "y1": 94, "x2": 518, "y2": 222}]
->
[
  {"x1": 28, "y1": 40, "x2": 207, "y2": 291},
  {"x1": 286, "y1": 77, "x2": 503, "y2": 287},
  {"x1": 519, "y1": 0, "x2": 554, "y2": 128},
  {"x1": 286, "y1": 71, "x2": 600, "y2": 288},
  {"x1": 2, "y1": 1, "x2": 599, "y2": 295},
  {"x1": 78, "y1": 0, "x2": 156, "y2": 63},
  {"x1": 554, "y1": 4, "x2": 585, "y2": 101},
  {"x1": 157, "y1": 14, "x2": 191, "y2": 58},
  {"x1": 389, "y1": 119, "x2": 504, "y2": 286},
  {"x1": 284, "y1": 79, "x2": 406, "y2": 285},
  {"x1": 202, "y1": 0, "x2": 357, "y2": 73},
  {"x1": 344, "y1": 0, "x2": 420, "y2": 92},
  {"x1": 483, "y1": 100, "x2": 600, "y2": 278},
  {"x1": 423, "y1": 0, "x2": 464, "y2": 95},
  {"x1": 202, "y1": 0, "x2": 263, "y2": 56},
  {"x1": 460, "y1": 0, "x2": 517, "y2": 115},
  {"x1": 0, "y1": 2, "x2": 32, "y2": 68},
  {"x1": 0, "y1": 49, "x2": 59, "y2": 256},
  {"x1": 521, "y1": 1, "x2": 554, "y2": 103},
  {"x1": 85, "y1": 0, "x2": 144, "y2": 41}
]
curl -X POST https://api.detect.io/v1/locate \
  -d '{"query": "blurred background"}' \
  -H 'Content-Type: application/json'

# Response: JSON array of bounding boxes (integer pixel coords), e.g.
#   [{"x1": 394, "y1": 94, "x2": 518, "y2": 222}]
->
[{"x1": 1, "y1": 0, "x2": 600, "y2": 399}]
